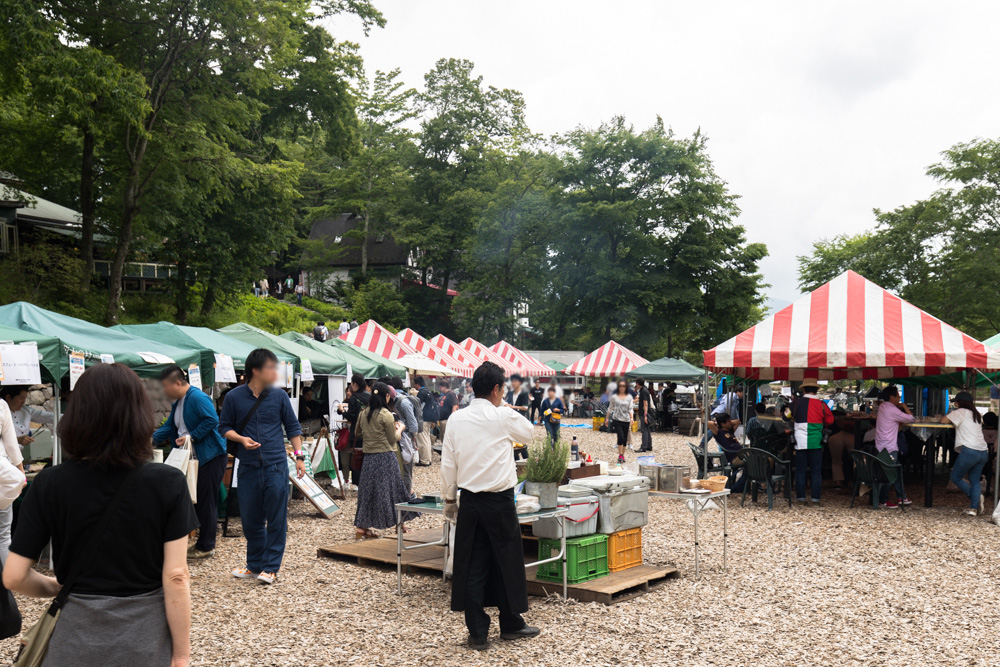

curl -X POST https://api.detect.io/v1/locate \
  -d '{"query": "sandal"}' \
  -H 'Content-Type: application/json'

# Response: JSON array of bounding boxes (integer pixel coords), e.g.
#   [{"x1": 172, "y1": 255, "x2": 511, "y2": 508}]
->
[{"x1": 355, "y1": 528, "x2": 379, "y2": 540}]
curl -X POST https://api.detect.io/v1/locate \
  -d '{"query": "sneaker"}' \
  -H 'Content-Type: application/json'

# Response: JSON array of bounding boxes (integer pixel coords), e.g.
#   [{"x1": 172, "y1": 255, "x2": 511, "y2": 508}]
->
[
  {"x1": 964, "y1": 508, "x2": 978, "y2": 517},
  {"x1": 618, "y1": 455, "x2": 626, "y2": 463},
  {"x1": 257, "y1": 571, "x2": 277, "y2": 585},
  {"x1": 883, "y1": 500, "x2": 899, "y2": 509},
  {"x1": 899, "y1": 497, "x2": 912, "y2": 506},
  {"x1": 187, "y1": 548, "x2": 215, "y2": 559},
  {"x1": 810, "y1": 499, "x2": 821, "y2": 505},
  {"x1": 232, "y1": 567, "x2": 258, "y2": 579}
]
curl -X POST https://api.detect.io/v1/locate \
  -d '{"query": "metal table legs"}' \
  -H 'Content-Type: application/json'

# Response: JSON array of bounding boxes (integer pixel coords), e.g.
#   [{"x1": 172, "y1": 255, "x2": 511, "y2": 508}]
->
[{"x1": 683, "y1": 496, "x2": 728, "y2": 580}]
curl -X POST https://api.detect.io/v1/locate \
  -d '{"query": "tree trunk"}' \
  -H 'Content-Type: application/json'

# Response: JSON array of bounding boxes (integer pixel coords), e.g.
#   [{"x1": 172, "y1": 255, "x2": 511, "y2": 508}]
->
[
  {"x1": 174, "y1": 252, "x2": 189, "y2": 323},
  {"x1": 105, "y1": 166, "x2": 142, "y2": 325},
  {"x1": 201, "y1": 266, "x2": 218, "y2": 316},
  {"x1": 361, "y1": 212, "x2": 369, "y2": 277},
  {"x1": 78, "y1": 129, "x2": 96, "y2": 291}
]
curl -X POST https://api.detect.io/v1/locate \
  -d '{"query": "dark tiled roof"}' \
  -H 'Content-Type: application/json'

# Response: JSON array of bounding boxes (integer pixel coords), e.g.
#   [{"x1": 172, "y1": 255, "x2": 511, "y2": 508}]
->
[{"x1": 307, "y1": 213, "x2": 408, "y2": 268}]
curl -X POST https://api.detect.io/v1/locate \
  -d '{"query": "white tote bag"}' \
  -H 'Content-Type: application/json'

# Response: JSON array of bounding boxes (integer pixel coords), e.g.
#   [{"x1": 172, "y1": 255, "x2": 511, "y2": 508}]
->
[{"x1": 164, "y1": 436, "x2": 199, "y2": 503}]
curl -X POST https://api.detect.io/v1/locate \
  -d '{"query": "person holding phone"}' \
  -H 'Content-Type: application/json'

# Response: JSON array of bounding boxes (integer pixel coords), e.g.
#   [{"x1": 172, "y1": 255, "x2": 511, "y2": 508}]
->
[{"x1": 539, "y1": 386, "x2": 564, "y2": 442}]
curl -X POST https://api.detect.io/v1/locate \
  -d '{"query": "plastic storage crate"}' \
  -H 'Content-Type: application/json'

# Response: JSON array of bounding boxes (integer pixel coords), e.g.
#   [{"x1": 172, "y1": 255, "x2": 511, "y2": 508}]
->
[
  {"x1": 608, "y1": 527, "x2": 642, "y2": 572},
  {"x1": 532, "y1": 495, "x2": 600, "y2": 539},
  {"x1": 572, "y1": 475, "x2": 650, "y2": 534},
  {"x1": 535, "y1": 534, "x2": 609, "y2": 584}
]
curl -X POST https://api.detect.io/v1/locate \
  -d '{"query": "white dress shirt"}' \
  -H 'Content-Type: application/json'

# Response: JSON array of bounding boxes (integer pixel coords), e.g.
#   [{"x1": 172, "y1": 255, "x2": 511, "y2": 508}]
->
[
  {"x1": 10, "y1": 405, "x2": 53, "y2": 439},
  {"x1": 441, "y1": 398, "x2": 535, "y2": 501},
  {"x1": 0, "y1": 402, "x2": 23, "y2": 467}
]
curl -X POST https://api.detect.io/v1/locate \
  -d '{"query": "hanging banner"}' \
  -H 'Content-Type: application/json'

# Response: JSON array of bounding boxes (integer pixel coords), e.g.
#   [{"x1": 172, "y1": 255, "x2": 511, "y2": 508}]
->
[
  {"x1": 285, "y1": 361, "x2": 295, "y2": 388},
  {"x1": 214, "y1": 354, "x2": 237, "y2": 384},
  {"x1": 0, "y1": 343, "x2": 41, "y2": 385},
  {"x1": 187, "y1": 363, "x2": 202, "y2": 389},
  {"x1": 100, "y1": 353, "x2": 115, "y2": 365},
  {"x1": 69, "y1": 351, "x2": 86, "y2": 390},
  {"x1": 327, "y1": 375, "x2": 346, "y2": 423},
  {"x1": 300, "y1": 359, "x2": 314, "y2": 382}
]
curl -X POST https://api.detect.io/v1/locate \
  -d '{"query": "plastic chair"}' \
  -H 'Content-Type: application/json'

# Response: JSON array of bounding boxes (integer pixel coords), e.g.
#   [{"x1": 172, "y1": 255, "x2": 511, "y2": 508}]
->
[
  {"x1": 687, "y1": 441, "x2": 729, "y2": 479},
  {"x1": 737, "y1": 447, "x2": 791, "y2": 510},
  {"x1": 849, "y1": 450, "x2": 905, "y2": 510}
]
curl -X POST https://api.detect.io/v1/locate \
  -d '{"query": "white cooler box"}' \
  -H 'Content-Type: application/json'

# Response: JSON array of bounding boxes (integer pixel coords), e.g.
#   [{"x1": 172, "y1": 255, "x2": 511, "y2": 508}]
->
[
  {"x1": 571, "y1": 474, "x2": 650, "y2": 534},
  {"x1": 532, "y1": 494, "x2": 600, "y2": 539}
]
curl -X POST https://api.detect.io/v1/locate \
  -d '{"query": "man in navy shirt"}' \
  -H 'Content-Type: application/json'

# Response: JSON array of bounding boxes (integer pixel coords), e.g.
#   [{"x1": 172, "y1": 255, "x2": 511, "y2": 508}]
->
[{"x1": 220, "y1": 349, "x2": 304, "y2": 585}]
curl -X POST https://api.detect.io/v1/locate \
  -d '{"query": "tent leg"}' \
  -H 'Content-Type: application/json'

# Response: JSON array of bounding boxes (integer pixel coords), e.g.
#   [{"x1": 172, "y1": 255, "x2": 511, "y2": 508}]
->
[
  {"x1": 703, "y1": 370, "x2": 709, "y2": 477},
  {"x1": 52, "y1": 382, "x2": 61, "y2": 466}
]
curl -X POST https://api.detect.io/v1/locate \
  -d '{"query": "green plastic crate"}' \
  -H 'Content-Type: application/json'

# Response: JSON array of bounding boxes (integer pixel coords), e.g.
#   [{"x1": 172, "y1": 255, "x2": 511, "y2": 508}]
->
[{"x1": 535, "y1": 534, "x2": 609, "y2": 584}]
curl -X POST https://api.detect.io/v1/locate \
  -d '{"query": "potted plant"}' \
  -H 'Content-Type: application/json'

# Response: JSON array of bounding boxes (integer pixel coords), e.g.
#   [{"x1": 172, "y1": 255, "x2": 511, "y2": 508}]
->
[{"x1": 524, "y1": 437, "x2": 570, "y2": 509}]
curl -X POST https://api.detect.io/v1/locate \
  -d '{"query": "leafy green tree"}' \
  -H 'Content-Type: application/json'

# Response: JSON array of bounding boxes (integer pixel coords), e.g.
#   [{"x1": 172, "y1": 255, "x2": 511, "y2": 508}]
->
[{"x1": 346, "y1": 278, "x2": 408, "y2": 329}]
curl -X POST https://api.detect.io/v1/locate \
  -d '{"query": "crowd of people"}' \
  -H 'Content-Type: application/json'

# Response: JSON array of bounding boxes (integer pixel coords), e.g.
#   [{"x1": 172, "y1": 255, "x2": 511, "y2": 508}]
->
[{"x1": 253, "y1": 274, "x2": 305, "y2": 304}]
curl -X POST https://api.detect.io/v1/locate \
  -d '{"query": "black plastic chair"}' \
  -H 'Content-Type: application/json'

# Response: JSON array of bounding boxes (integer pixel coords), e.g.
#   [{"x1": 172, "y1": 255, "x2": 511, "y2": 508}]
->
[
  {"x1": 687, "y1": 441, "x2": 729, "y2": 479},
  {"x1": 849, "y1": 450, "x2": 905, "y2": 510},
  {"x1": 737, "y1": 447, "x2": 791, "y2": 510}
]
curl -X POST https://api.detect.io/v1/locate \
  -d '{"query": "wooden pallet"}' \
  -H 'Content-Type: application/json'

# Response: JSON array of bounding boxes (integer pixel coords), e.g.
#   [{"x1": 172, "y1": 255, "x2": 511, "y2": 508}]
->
[
  {"x1": 526, "y1": 565, "x2": 677, "y2": 604},
  {"x1": 317, "y1": 535, "x2": 677, "y2": 604}
]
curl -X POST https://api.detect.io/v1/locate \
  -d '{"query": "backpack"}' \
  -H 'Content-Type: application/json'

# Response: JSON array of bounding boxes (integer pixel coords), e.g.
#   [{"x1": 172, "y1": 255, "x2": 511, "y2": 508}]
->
[
  {"x1": 313, "y1": 325, "x2": 327, "y2": 342},
  {"x1": 419, "y1": 388, "x2": 440, "y2": 422}
]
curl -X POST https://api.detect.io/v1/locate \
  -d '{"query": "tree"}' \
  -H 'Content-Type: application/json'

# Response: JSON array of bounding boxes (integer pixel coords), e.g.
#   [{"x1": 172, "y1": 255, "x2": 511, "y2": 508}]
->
[
  {"x1": 536, "y1": 117, "x2": 766, "y2": 356},
  {"x1": 313, "y1": 69, "x2": 416, "y2": 276},
  {"x1": 346, "y1": 278, "x2": 408, "y2": 329},
  {"x1": 797, "y1": 137, "x2": 1000, "y2": 339}
]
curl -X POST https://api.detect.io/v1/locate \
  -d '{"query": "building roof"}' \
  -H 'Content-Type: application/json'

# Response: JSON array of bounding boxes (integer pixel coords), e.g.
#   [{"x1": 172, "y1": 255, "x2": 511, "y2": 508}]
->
[
  {"x1": 0, "y1": 184, "x2": 82, "y2": 228},
  {"x1": 307, "y1": 213, "x2": 408, "y2": 268}
]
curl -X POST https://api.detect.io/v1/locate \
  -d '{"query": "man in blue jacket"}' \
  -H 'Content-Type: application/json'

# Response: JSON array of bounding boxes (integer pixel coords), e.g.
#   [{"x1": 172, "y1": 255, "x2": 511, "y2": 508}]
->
[{"x1": 154, "y1": 365, "x2": 228, "y2": 559}]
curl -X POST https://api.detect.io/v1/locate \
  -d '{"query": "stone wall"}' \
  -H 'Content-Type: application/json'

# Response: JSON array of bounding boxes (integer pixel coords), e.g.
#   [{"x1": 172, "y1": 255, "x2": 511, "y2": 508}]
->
[{"x1": 26, "y1": 378, "x2": 174, "y2": 427}]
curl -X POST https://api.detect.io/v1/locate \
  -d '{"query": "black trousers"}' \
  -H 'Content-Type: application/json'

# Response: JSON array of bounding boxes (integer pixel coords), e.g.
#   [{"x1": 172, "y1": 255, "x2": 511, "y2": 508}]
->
[
  {"x1": 613, "y1": 420, "x2": 630, "y2": 447},
  {"x1": 639, "y1": 414, "x2": 652, "y2": 451},
  {"x1": 529, "y1": 403, "x2": 541, "y2": 422},
  {"x1": 195, "y1": 453, "x2": 227, "y2": 551},
  {"x1": 462, "y1": 509, "x2": 525, "y2": 638}
]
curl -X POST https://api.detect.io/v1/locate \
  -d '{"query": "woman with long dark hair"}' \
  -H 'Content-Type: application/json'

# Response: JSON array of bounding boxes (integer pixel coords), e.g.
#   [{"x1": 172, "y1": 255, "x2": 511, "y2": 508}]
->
[
  {"x1": 354, "y1": 382, "x2": 413, "y2": 538},
  {"x1": 942, "y1": 391, "x2": 989, "y2": 516},
  {"x1": 607, "y1": 381, "x2": 634, "y2": 464},
  {"x1": 4, "y1": 363, "x2": 198, "y2": 666}
]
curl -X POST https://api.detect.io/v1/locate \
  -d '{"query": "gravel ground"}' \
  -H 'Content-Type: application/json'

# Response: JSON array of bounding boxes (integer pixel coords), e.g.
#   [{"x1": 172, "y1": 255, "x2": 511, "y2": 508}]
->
[{"x1": 2, "y1": 419, "x2": 999, "y2": 666}]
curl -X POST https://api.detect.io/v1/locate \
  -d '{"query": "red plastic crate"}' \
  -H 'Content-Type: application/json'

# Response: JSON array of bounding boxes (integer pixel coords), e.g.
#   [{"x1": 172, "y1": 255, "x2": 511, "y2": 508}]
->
[{"x1": 608, "y1": 527, "x2": 642, "y2": 572}]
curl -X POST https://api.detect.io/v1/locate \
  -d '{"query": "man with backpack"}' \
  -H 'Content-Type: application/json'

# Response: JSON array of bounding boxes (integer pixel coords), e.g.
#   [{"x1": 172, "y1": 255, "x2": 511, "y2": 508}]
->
[
  {"x1": 414, "y1": 377, "x2": 437, "y2": 466},
  {"x1": 312, "y1": 321, "x2": 329, "y2": 342},
  {"x1": 437, "y1": 379, "x2": 459, "y2": 446}
]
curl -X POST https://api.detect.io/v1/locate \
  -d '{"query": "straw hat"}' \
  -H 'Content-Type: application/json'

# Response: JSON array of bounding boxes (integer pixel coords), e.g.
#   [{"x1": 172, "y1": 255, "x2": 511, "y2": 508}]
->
[{"x1": 800, "y1": 375, "x2": 820, "y2": 389}]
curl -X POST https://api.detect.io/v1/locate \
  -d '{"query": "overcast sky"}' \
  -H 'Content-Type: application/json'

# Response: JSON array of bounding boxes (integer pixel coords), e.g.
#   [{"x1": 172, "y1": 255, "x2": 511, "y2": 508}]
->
[{"x1": 328, "y1": 1, "x2": 1000, "y2": 304}]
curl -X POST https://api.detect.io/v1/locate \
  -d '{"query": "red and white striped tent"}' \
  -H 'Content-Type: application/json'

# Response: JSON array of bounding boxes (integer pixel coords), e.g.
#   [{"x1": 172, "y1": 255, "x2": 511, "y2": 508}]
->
[
  {"x1": 339, "y1": 320, "x2": 415, "y2": 362},
  {"x1": 397, "y1": 329, "x2": 473, "y2": 377},
  {"x1": 457, "y1": 337, "x2": 520, "y2": 375},
  {"x1": 703, "y1": 270, "x2": 1000, "y2": 380},
  {"x1": 430, "y1": 334, "x2": 486, "y2": 372},
  {"x1": 490, "y1": 340, "x2": 556, "y2": 376},
  {"x1": 563, "y1": 340, "x2": 650, "y2": 378}
]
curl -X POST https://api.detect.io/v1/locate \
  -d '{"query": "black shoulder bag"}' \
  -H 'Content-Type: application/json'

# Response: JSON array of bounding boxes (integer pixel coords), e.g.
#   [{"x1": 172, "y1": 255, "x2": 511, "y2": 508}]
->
[
  {"x1": 226, "y1": 388, "x2": 270, "y2": 457},
  {"x1": 0, "y1": 559, "x2": 21, "y2": 640}
]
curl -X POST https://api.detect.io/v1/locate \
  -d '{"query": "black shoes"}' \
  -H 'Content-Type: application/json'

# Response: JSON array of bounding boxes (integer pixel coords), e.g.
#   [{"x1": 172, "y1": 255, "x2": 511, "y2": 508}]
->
[
  {"x1": 500, "y1": 626, "x2": 541, "y2": 641},
  {"x1": 468, "y1": 636, "x2": 489, "y2": 651}
]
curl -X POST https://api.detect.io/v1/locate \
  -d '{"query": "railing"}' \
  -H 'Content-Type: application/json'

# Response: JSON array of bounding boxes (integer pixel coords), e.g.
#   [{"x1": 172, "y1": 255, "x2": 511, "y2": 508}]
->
[{"x1": 93, "y1": 260, "x2": 183, "y2": 280}]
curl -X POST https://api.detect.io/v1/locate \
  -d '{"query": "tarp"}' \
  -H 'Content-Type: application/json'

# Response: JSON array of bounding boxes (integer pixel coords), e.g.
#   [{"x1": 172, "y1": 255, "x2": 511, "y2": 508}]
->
[
  {"x1": 397, "y1": 329, "x2": 472, "y2": 377},
  {"x1": 489, "y1": 340, "x2": 551, "y2": 376},
  {"x1": 546, "y1": 360, "x2": 568, "y2": 372},
  {"x1": 0, "y1": 302, "x2": 201, "y2": 379},
  {"x1": 339, "y1": 320, "x2": 414, "y2": 360},
  {"x1": 325, "y1": 338, "x2": 407, "y2": 378},
  {"x1": 116, "y1": 322, "x2": 287, "y2": 382},
  {"x1": 395, "y1": 353, "x2": 458, "y2": 377},
  {"x1": 0, "y1": 323, "x2": 62, "y2": 384},
  {"x1": 986, "y1": 332, "x2": 1000, "y2": 349},
  {"x1": 457, "y1": 337, "x2": 519, "y2": 375},
  {"x1": 625, "y1": 356, "x2": 706, "y2": 382},
  {"x1": 281, "y1": 331, "x2": 390, "y2": 379},
  {"x1": 219, "y1": 323, "x2": 346, "y2": 376},
  {"x1": 703, "y1": 270, "x2": 1000, "y2": 380},
  {"x1": 563, "y1": 340, "x2": 649, "y2": 378}
]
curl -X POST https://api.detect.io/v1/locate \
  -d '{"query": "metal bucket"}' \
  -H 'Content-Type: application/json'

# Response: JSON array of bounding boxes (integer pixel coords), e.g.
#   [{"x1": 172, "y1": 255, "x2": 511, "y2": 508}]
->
[
  {"x1": 639, "y1": 464, "x2": 660, "y2": 491},
  {"x1": 658, "y1": 465, "x2": 689, "y2": 493}
]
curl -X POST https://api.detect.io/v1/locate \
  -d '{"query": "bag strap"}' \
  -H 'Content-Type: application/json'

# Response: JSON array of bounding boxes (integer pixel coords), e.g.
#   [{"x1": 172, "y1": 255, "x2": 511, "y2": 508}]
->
[
  {"x1": 48, "y1": 464, "x2": 143, "y2": 615},
  {"x1": 237, "y1": 387, "x2": 270, "y2": 436}
]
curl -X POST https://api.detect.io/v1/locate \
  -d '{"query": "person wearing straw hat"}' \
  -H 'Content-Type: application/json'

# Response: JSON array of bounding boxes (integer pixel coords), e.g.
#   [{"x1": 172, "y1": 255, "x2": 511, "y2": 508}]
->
[
  {"x1": 786, "y1": 375, "x2": 834, "y2": 504},
  {"x1": 941, "y1": 391, "x2": 989, "y2": 516}
]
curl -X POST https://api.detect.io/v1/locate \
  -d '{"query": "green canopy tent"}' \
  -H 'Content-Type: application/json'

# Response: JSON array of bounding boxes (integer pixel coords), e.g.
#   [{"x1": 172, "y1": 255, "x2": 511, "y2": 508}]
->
[
  {"x1": 219, "y1": 323, "x2": 347, "y2": 376},
  {"x1": 0, "y1": 323, "x2": 62, "y2": 384},
  {"x1": 325, "y1": 337, "x2": 407, "y2": 378},
  {"x1": 280, "y1": 332, "x2": 384, "y2": 378},
  {"x1": 545, "y1": 360, "x2": 568, "y2": 373},
  {"x1": 116, "y1": 322, "x2": 294, "y2": 377},
  {"x1": 625, "y1": 357, "x2": 706, "y2": 383},
  {"x1": 0, "y1": 302, "x2": 202, "y2": 379}
]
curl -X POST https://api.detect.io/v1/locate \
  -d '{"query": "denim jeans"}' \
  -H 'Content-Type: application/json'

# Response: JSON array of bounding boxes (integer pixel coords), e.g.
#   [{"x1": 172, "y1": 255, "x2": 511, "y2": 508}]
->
[
  {"x1": 237, "y1": 462, "x2": 290, "y2": 573},
  {"x1": 950, "y1": 447, "x2": 988, "y2": 510},
  {"x1": 795, "y1": 449, "x2": 823, "y2": 501},
  {"x1": 544, "y1": 421, "x2": 560, "y2": 442}
]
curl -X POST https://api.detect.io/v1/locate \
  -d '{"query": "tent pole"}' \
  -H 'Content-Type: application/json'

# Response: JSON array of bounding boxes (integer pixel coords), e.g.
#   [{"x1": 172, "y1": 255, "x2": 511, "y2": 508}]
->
[
  {"x1": 703, "y1": 370, "x2": 709, "y2": 477},
  {"x1": 52, "y1": 381, "x2": 61, "y2": 466}
]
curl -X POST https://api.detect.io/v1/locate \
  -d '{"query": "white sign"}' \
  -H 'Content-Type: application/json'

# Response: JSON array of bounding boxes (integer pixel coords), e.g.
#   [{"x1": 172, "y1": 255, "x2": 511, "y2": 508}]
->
[
  {"x1": 187, "y1": 363, "x2": 202, "y2": 389},
  {"x1": 285, "y1": 361, "x2": 294, "y2": 388},
  {"x1": 100, "y1": 353, "x2": 115, "y2": 364},
  {"x1": 69, "y1": 351, "x2": 86, "y2": 390},
  {"x1": 327, "y1": 375, "x2": 347, "y2": 422},
  {"x1": 300, "y1": 358, "x2": 314, "y2": 382},
  {"x1": 214, "y1": 354, "x2": 237, "y2": 384},
  {"x1": 0, "y1": 343, "x2": 41, "y2": 385}
]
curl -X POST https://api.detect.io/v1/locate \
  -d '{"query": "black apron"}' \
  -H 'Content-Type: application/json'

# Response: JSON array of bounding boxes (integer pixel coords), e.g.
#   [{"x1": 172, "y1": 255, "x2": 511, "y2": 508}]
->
[{"x1": 450, "y1": 488, "x2": 528, "y2": 614}]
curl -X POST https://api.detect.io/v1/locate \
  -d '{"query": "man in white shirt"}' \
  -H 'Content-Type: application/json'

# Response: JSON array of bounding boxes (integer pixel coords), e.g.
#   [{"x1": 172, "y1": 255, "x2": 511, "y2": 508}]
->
[
  {"x1": 338, "y1": 320, "x2": 350, "y2": 336},
  {"x1": 441, "y1": 361, "x2": 540, "y2": 651}
]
